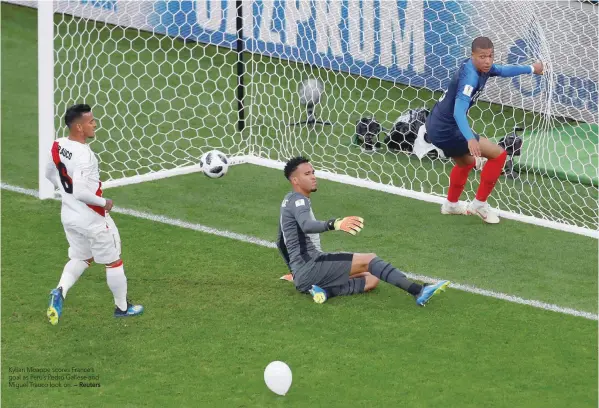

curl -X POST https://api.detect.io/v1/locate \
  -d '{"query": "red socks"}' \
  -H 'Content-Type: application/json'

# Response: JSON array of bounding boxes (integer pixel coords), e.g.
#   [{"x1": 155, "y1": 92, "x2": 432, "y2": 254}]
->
[
  {"x1": 447, "y1": 151, "x2": 507, "y2": 203},
  {"x1": 447, "y1": 162, "x2": 475, "y2": 202},
  {"x1": 475, "y1": 150, "x2": 507, "y2": 202}
]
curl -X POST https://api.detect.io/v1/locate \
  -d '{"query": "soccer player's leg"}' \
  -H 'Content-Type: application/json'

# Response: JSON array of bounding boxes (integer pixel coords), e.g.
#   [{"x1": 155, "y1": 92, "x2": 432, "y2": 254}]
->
[
  {"x1": 467, "y1": 137, "x2": 507, "y2": 224},
  {"x1": 325, "y1": 278, "x2": 366, "y2": 298},
  {"x1": 305, "y1": 253, "x2": 354, "y2": 304},
  {"x1": 350, "y1": 272, "x2": 380, "y2": 290},
  {"x1": 428, "y1": 127, "x2": 475, "y2": 216},
  {"x1": 351, "y1": 253, "x2": 450, "y2": 306},
  {"x1": 92, "y1": 215, "x2": 143, "y2": 318},
  {"x1": 324, "y1": 272, "x2": 380, "y2": 299},
  {"x1": 442, "y1": 152, "x2": 475, "y2": 216},
  {"x1": 48, "y1": 225, "x2": 92, "y2": 325}
]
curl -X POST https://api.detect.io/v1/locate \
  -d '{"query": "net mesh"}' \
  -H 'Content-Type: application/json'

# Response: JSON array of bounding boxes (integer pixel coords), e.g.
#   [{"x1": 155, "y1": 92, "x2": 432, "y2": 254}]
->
[{"x1": 52, "y1": 0, "x2": 598, "y2": 230}]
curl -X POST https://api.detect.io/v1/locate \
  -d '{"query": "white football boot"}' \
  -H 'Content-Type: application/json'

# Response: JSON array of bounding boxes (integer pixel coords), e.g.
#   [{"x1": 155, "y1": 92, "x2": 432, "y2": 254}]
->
[
  {"x1": 467, "y1": 200, "x2": 500, "y2": 224},
  {"x1": 441, "y1": 200, "x2": 468, "y2": 215}
]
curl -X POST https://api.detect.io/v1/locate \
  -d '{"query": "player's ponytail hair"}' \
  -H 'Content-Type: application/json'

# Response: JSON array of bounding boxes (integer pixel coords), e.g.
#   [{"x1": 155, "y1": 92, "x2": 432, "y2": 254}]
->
[{"x1": 64, "y1": 104, "x2": 92, "y2": 128}]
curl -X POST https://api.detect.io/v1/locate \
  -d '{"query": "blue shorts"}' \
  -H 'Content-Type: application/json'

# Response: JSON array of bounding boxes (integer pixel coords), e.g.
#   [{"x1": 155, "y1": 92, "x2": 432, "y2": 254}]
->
[{"x1": 426, "y1": 118, "x2": 480, "y2": 158}]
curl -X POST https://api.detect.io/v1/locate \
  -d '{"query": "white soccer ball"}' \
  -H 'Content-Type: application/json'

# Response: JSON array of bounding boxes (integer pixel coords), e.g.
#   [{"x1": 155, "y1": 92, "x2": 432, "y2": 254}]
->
[
  {"x1": 264, "y1": 361, "x2": 292, "y2": 396},
  {"x1": 200, "y1": 150, "x2": 229, "y2": 178},
  {"x1": 298, "y1": 79, "x2": 323, "y2": 105}
]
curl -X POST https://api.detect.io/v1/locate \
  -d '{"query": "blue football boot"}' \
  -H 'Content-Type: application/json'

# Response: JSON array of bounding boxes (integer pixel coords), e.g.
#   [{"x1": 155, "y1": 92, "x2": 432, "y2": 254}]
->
[
  {"x1": 415, "y1": 280, "x2": 450, "y2": 306},
  {"x1": 47, "y1": 287, "x2": 64, "y2": 325},
  {"x1": 114, "y1": 301, "x2": 144, "y2": 318},
  {"x1": 309, "y1": 285, "x2": 328, "y2": 304}
]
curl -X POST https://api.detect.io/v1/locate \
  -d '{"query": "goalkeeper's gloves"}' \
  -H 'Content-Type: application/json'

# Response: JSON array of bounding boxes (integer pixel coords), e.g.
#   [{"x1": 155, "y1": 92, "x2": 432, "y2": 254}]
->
[{"x1": 326, "y1": 216, "x2": 364, "y2": 236}]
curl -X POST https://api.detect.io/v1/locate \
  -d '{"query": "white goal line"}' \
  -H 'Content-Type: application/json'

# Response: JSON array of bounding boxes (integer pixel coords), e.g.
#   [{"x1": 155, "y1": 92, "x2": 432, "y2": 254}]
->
[
  {"x1": 102, "y1": 156, "x2": 597, "y2": 239},
  {"x1": 2, "y1": 182, "x2": 596, "y2": 321}
]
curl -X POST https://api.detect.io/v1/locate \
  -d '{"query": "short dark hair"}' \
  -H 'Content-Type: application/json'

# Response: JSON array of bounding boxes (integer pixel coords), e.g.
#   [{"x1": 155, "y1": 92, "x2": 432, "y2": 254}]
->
[
  {"x1": 64, "y1": 104, "x2": 92, "y2": 128},
  {"x1": 284, "y1": 156, "x2": 310, "y2": 180},
  {"x1": 472, "y1": 37, "x2": 494, "y2": 52}
]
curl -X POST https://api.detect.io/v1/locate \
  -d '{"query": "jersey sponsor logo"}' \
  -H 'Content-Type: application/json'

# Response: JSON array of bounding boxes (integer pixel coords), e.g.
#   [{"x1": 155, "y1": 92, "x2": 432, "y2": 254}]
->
[
  {"x1": 295, "y1": 199, "x2": 305, "y2": 207},
  {"x1": 463, "y1": 84, "x2": 474, "y2": 97}
]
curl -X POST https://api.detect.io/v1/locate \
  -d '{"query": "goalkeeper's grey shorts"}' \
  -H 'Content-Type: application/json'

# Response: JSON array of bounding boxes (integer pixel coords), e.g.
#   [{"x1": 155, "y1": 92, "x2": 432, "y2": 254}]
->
[{"x1": 294, "y1": 252, "x2": 357, "y2": 293}]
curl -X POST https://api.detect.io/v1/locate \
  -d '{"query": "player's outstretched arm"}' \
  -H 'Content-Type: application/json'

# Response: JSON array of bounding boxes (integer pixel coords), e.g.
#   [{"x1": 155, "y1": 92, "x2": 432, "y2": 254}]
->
[
  {"x1": 292, "y1": 199, "x2": 364, "y2": 235},
  {"x1": 295, "y1": 212, "x2": 364, "y2": 236},
  {"x1": 490, "y1": 61, "x2": 543, "y2": 77},
  {"x1": 293, "y1": 203, "x2": 330, "y2": 234},
  {"x1": 326, "y1": 216, "x2": 364, "y2": 236}
]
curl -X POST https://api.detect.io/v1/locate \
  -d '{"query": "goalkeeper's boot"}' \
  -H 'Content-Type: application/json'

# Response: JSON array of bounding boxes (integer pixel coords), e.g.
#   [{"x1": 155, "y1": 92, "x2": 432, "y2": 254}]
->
[
  {"x1": 467, "y1": 201, "x2": 500, "y2": 224},
  {"x1": 309, "y1": 285, "x2": 328, "y2": 304},
  {"x1": 415, "y1": 280, "x2": 450, "y2": 307},
  {"x1": 47, "y1": 287, "x2": 64, "y2": 326},
  {"x1": 441, "y1": 201, "x2": 468, "y2": 215},
  {"x1": 114, "y1": 301, "x2": 144, "y2": 318}
]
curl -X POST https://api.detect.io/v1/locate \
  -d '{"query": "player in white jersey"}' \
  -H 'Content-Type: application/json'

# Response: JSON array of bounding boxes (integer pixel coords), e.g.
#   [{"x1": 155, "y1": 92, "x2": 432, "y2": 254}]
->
[{"x1": 45, "y1": 104, "x2": 143, "y2": 325}]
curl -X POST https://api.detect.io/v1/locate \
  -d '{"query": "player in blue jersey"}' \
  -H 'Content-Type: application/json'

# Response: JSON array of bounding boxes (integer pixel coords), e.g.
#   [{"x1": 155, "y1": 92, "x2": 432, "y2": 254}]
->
[{"x1": 426, "y1": 37, "x2": 543, "y2": 223}]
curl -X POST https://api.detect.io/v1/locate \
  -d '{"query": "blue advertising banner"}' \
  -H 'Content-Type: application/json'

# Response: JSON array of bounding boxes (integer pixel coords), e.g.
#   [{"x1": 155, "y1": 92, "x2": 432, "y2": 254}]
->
[
  {"x1": 151, "y1": 0, "x2": 472, "y2": 91},
  {"x1": 147, "y1": 0, "x2": 597, "y2": 121}
]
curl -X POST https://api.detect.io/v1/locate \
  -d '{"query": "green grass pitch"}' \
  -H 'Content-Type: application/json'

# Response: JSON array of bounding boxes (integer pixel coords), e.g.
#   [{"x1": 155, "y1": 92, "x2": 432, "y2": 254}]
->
[{"x1": 1, "y1": 4, "x2": 597, "y2": 407}]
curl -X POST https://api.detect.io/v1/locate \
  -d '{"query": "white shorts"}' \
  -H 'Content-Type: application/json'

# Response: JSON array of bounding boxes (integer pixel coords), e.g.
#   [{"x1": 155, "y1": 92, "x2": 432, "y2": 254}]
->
[{"x1": 63, "y1": 213, "x2": 121, "y2": 264}]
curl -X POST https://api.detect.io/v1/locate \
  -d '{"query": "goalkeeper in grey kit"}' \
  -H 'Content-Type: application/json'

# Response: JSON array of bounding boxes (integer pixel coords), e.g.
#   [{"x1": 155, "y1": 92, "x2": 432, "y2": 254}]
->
[{"x1": 277, "y1": 156, "x2": 450, "y2": 305}]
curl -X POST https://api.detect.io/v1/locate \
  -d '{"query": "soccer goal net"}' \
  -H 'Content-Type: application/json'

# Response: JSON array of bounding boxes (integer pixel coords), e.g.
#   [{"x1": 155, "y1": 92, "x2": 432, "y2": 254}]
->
[{"x1": 34, "y1": 0, "x2": 598, "y2": 236}]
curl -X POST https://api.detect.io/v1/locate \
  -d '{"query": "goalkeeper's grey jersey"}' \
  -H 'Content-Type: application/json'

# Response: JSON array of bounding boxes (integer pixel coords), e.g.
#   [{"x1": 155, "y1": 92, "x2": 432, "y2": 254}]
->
[{"x1": 277, "y1": 191, "x2": 328, "y2": 273}]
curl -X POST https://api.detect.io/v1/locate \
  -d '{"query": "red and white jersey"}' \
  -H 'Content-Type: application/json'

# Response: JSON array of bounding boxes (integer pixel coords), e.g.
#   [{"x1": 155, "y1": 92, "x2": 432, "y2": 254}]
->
[{"x1": 46, "y1": 137, "x2": 106, "y2": 229}]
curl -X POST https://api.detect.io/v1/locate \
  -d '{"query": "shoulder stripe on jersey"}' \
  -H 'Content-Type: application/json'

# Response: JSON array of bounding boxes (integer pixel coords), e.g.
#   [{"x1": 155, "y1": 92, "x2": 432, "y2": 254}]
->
[
  {"x1": 51, "y1": 141, "x2": 73, "y2": 185},
  {"x1": 51, "y1": 141, "x2": 61, "y2": 165}
]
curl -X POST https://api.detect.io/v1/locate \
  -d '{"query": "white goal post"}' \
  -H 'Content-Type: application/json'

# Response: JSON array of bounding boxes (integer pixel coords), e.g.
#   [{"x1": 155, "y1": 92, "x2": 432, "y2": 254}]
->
[{"x1": 27, "y1": 0, "x2": 598, "y2": 237}]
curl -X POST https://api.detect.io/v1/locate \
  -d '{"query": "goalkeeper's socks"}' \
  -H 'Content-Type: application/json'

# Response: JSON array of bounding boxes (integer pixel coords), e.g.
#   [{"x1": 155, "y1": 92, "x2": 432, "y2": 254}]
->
[
  {"x1": 368, "y1": 257, "x2": 422, "y2": 295},
  {"x1": 106, "y1": 260, "x2": 128, "y2": 311},
  {"x1": 447, "y1": 162, "x2": 475, "y2": 202},
  {"x1": 58, "y1": 259, "x2": 90, "y2": 298},
  {"x1": 476, "y1": 150, "x2": 507, "y2": 202}
]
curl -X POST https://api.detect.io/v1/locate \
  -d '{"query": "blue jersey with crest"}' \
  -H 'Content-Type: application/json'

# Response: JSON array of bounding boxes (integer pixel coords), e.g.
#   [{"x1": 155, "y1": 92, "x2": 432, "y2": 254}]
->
[{"x1": 427, "y1": 59, "x2": 532, "y2": 143}]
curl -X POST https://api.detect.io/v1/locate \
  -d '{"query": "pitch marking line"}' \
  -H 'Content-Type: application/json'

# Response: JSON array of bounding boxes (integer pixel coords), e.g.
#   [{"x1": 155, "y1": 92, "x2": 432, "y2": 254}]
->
[{"x1": 2, "y1": 182, "x2": 596, "y2": 321}]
